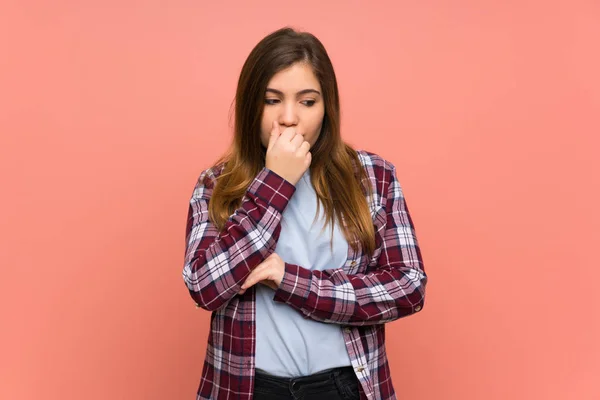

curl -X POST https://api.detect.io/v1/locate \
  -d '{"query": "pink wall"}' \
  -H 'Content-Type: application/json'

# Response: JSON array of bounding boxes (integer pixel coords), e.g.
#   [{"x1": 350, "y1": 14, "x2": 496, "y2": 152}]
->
[{"x1": 1, "y1": 1, "x2": 598, "y2": 399}]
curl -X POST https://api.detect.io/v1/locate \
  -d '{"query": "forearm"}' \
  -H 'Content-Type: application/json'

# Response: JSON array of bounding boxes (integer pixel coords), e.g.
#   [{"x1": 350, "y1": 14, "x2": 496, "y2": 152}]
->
[
  {"x1": 273, "y1": 262, "x2": 427, "y2": 326},
  {"x1": 183, "y1": 167, "x2": 296, "y2": 311}
]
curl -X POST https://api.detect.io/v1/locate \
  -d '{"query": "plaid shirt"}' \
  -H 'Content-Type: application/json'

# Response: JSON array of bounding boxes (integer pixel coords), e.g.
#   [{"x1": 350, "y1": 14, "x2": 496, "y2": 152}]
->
[{"x1": 182, "y1": 149, "x2": 427, "y2": 400}]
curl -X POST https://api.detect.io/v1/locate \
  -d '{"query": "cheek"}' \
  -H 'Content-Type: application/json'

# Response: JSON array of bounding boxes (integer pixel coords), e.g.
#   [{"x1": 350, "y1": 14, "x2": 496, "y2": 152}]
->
[
  {"x1": 310, "y1": 111, "x2": 325, "y2": 135},
  {"x1": 261, "y1": 110, "x2": 270, "y2": 129},
  {"x1": 260, "y1": 110, "x2": 272, "y2": 146}
]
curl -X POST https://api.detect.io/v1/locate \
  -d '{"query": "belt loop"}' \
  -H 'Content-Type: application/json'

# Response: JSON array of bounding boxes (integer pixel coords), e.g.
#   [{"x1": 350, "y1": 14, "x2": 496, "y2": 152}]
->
[{"x1": 290, "y1": 378, "x2": 300, "y2": 393}]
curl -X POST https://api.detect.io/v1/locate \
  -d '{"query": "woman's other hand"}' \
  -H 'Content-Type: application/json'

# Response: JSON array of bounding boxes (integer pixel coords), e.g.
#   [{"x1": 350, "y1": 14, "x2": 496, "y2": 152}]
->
[{"x1": 239, "y1": 252, "x2": 285, "y2": 295}]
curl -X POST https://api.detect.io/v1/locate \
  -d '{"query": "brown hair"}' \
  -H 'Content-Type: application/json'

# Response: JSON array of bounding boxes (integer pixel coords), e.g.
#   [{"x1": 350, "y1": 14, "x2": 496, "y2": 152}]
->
[{"x1": 208, "y1": 26, "x2": 376, "y2": 258}]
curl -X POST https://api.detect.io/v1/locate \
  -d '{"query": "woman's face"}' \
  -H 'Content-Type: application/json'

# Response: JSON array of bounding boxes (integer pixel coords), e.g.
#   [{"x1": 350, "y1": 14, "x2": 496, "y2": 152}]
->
[{"x1": 260, "y1": 62, "x2": 325, "y2": 149}]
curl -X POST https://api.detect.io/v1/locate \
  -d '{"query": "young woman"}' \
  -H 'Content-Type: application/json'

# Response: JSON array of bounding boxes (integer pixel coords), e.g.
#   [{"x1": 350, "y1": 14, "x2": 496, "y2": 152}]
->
[{"x1": 182, "y1": 26, "x2": 427, "y2": 400}]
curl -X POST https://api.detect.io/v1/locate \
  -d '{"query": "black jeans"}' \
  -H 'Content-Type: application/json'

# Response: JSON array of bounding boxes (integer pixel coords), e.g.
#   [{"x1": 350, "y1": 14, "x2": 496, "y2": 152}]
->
[{"x1": 253, "y1": 366, "x2": 361, "y2": 400}]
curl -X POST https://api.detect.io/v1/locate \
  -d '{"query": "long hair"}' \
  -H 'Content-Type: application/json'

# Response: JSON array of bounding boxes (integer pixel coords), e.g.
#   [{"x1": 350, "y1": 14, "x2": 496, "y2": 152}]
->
[{"x1": 208, "y1": 26, "x2": 376, "y2": 258}]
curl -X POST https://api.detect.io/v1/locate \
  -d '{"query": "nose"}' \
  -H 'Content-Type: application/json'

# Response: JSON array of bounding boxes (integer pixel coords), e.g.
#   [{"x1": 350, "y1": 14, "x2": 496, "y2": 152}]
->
[{"x1": 278, "y1": 103, "x2": 298, "y2": 127}]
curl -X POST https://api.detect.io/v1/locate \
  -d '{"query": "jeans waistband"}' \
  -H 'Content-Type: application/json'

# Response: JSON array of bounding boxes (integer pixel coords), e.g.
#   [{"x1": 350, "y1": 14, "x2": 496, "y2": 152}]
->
[{"x1": 255, "y1": 365, "x2": 355, "y2": 386}]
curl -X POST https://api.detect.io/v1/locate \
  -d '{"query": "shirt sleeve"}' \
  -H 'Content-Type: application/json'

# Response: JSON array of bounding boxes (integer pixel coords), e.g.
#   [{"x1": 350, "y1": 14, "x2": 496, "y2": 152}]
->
[
  {"x1": 272, "y1": 163, "x2": 427, "y2": 325},
  {"x1": 182, "y1": 166, "x2": 296, "y2": 312}
]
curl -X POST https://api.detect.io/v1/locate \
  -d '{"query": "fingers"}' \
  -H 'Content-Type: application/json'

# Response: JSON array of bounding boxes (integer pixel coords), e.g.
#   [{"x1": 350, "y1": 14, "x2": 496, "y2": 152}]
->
[
  {"x1": 239, "y1": 258, "x2": 276, "y2": 293},
  {"x1": 238, "y1": 254, "x2": 280, "y2": 295},
  {"x1": 238, "y1": 279, "x2": 276, "y2": 295},
  {"x1": 289, "y1": 132, "x2": 305, "y2": 149},
  {"x1": 241, "y1": 265, "x2": 269, "y2": 290},
  {"x1": 304, "y1": 150, "x2": 312, "y2": 166},
  {"x1": 267, "y1": 120, "x2": 281, "y2": 152},
  {"x1": 269, "y1": 123, "x2": 305, "y2": 151},
  {"x1": 295, "y1": 141, "x2": 311, "y2": 157},
  {"x1": 278, "y1": 126, "x2": 297, "y2": 143},
  {"x1": 269, "y1": 123, "x2": 309, "y2": 154}
]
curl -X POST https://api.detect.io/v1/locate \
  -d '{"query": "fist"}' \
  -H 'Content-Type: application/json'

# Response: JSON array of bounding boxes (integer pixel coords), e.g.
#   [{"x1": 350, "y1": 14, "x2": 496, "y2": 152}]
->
[{"x1": 265, "y1": 121, "x2": 311, "y2": 186}]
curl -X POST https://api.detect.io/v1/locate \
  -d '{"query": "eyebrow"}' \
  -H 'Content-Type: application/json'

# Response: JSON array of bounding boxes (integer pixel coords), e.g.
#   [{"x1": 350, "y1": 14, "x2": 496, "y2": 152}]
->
[{"x1": 265, "y1": 88, "x2": 321, "y2": 96}]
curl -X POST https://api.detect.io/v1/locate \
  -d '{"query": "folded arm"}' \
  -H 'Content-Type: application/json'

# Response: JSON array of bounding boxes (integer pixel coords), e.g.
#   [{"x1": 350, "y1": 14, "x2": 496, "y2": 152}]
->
[
  {"x1": 272, "y1": 164, "x2": 427, "y2": 325},
  {"x1": 182, "y1": 166, "x2": 296, "y2": 312}
]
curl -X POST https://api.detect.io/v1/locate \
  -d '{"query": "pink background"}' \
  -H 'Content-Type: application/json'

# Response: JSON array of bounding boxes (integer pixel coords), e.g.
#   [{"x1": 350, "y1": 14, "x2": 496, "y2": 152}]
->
[{"x1": 1, "y1": 1, "x2": 598, "y2": 399}]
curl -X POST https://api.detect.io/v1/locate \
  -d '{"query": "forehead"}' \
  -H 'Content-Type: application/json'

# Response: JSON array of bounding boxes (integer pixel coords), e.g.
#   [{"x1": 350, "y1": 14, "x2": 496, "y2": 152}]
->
[{"x1": 267, "y1": 62, "x2": 321, "y2": 91}]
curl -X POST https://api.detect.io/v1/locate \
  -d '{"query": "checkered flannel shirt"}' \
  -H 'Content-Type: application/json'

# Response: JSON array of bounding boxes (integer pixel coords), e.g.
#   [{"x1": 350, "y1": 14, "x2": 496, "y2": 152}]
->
[{"x1": 182, "y1": 149, "x2": 427, "y2": 399}]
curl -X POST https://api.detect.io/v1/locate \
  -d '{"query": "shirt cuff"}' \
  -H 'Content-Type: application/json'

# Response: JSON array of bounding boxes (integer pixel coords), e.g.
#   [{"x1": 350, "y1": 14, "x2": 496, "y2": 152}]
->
[
  {"x1": 247, "y1": 167, "x2": 297, "y2": 214},
  {"x1": 273, "y1": 262, "x2": 311, "y2": 308}
]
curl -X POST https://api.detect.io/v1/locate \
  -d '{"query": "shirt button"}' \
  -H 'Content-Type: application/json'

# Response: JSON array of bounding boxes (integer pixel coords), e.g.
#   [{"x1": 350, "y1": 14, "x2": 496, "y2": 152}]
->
[
  {"x1": 344, "y1": 327, "x2": 351, "y2": 333},
  {"x1": 350, "y1": 261, "x2": 357, "y2": 266},
  {"x1": 355, "y1": 366, "x2": 365, "y2": 373},
  {"x1": 415, "y1": 305, "x2": 422, "y2": 312}
]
